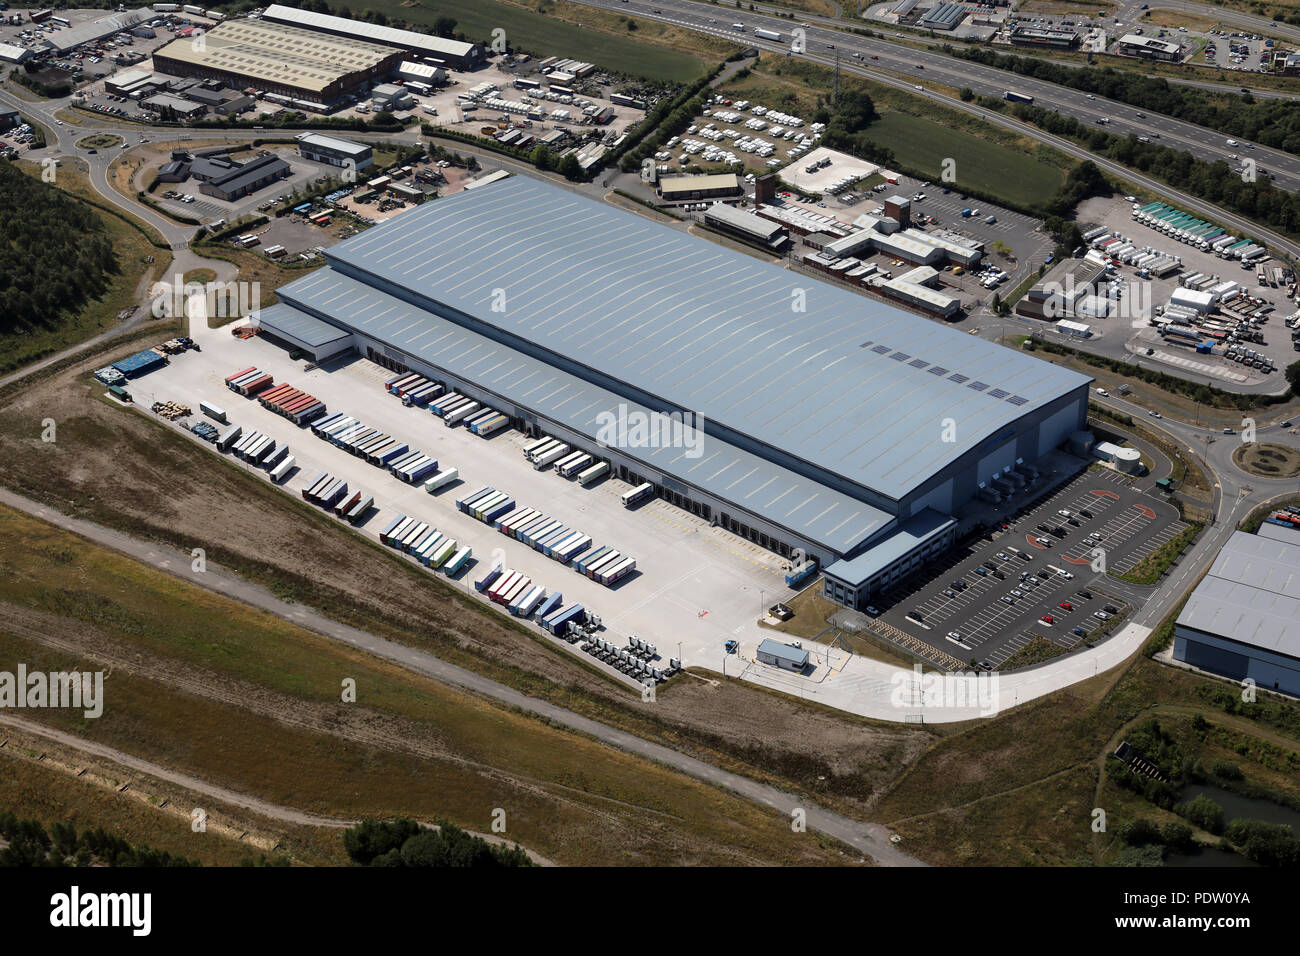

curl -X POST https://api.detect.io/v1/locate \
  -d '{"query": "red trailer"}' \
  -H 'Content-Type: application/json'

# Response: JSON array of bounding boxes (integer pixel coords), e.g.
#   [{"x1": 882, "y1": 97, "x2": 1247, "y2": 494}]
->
[{"x1": 225, "y1": 366, "x2": 256, "y2": 383}]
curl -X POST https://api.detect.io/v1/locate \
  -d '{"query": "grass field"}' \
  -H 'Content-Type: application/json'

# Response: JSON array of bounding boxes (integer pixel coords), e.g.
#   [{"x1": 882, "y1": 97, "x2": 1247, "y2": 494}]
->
[
  {"x1": 0, "y1": 162, "x2": 171, "y2": 377},
  {"x1": 874, "y1": 652, "x2": 1300, "y2": 864},
  {"x1": 0, "y1": 349, "x2": 931, "y2": 823},
  {"x1": 358, "y1": 0, "x2": 721, "y2": 83},
  {"x1": 0, "y1": 503, "x2": 864, "y2": 866},
  {"x1": 75, "y1": 133, "x2": 123, "y2": 150},
  {"x1": 852, "y1": 112, "x2": 1066, "y2": 208}
]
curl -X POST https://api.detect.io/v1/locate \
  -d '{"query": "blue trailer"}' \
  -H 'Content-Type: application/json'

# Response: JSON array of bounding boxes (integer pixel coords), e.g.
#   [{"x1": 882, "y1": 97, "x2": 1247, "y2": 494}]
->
[
  {"x1": 474, "y1": 564, "x2": 504, "y2": 593},
  {"x1": 534, "y1": 591, "x2": 563, "y2": 621},
  {"x1": 112, "y1": 349, "x2": 168, "y2": 378},
  {"x1": 541, "y1": 603, "x2": 585, "y2": 637}
]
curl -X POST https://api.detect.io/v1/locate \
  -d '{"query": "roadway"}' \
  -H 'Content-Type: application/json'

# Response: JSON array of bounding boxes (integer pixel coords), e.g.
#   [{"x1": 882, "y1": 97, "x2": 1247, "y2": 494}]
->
[{"x1": 583, "y1": 0, "x2": 1300, "y2": 192}]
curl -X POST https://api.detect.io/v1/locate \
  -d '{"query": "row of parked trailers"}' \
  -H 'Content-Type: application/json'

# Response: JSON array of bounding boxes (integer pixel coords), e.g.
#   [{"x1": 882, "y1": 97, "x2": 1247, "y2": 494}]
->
[
  {"x1": 214, "y1": 423, "x2": 298, "y2": 482},
  {"x1": 454, "y1": 485, "x2": 637, "y2": 587},
  {"x1": 379, "y1": 514, "x2": 470, "y2": 574},
  {"x1": 225, "y1": 366, "x2": 274, "y2": 397},
  {"x1": 384, "y1": 372, "x2": 511, "y2": 438},
  {"x1": 309, "y1": 411, "x2": 443, "y2": 484},
  {"x1": 300, "y1": 470, "x2": 373, "y2": 524},
  {"x1": 1127, "y1": 204, "x2": 1267, "y2": 262},
  {"x1": 256, "y1": 381, "x2": 326, "y2": 426},
  {"x1": 471, "y1": 564, "x2": 588, "y2": 637},
  {"x1": 521, "y1": 435, "x2": 611, "y2": 485},
  {"x1": 1083, "y1": 230, "x2": 1181, "y2": 277}
]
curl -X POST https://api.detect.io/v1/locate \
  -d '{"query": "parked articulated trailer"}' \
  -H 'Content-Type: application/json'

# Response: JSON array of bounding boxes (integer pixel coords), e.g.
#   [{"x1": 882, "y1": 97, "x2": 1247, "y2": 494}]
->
[
  {"x1": 558, "y1": 453, "x2": 592, "y2": 478},
  {"x1": 427, "y1": 538, "x2": 457, "y2": 569},
  {"x1": 552, "y1": 451, "x2": 586, "y2": 475},
  {"x1": 541, "y1": 603, "x2": 585, "y2": 637},
  {"x1": 533, "y1": 444, "x2": 570, "y2": 469},
  {"x1": 444, "y1": 401, "x2": 481, "y2": 427},
  {"x1": 577, "y1": 461, "x2": 609, "y2": 486},
  {"x1": 424, "y1": 467, "x2": 460, "y2": 493},
  {"x1": 456, "y1": 486, "x2": 493, "y2": 513},
  {"x1": 217, "y1": 424, "x2": 243, "y2": 452},
  {"x1": 511, "y1": 584, "x2": 546, "y2": 617},
  {"x1": 345, "y1": 494, "x2": 373, "y2": 524},
  {"x1": 473, "y1": 414, "x2": 509, "y2": 437},
  {"x1": 597, "y1": 557, "x2": 636, "y2": 587},
  {"x1": 487, "y1": 570, "x2": 518, "y2": 602},
  {"x1": 269, "y1": 454, "x2": 296, "y2": 483},
  {"x1": 523, "y1": 435, "x2": 553, "y2": 457},
  {"x1": 530, "y1": 592, "x2": 561, "y2": 623},
  {"x1": 554, "y1": 534, "x2": 591, "y2": 563},
  {"x1": 573, "y1": 546, "x2": 610, "y2": 575},
  {"x1": 527, "y1": 438, "x2": 562, "y2": 462},
  {"x1": 443, "y1": 546, "x2": 472, "y2": 576},
  {"x1": 585, "y1": 550, "x2": 622, "y2": 579},
  {"x1": 380, "y1": 515, "x2": 412, "y2": 546}
]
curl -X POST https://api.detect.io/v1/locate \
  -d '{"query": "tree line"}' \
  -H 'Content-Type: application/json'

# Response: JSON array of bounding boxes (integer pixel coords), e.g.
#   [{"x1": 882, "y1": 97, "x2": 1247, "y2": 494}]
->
[
  {"x1": 0, "y1": 811, "x2": 200, "y2": 867},
  {"x1": 0, "y1": 163, "x2": 117, "y2": 338},
  {"x1": 342, "y1": 818, "x2": 534, "y2": 867}
]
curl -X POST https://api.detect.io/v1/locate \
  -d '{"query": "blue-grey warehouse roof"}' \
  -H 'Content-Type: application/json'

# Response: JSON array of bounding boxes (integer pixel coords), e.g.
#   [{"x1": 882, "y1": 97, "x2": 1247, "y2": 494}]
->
[
  {"x1": 258, "y1": 302, "x2": 353, "y2": 348},
  {"x1": 275, "y1": 269, "x2": 895, "y2": 555},
  {"x1": 317, "y1": 176, "x2": 1089, "y2": 503}
]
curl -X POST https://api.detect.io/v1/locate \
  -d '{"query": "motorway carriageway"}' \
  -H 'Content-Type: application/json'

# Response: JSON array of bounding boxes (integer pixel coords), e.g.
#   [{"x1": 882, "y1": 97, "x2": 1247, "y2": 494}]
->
[{"x1": 582, "y1": 0, "x2": 1300, "y2": 193}]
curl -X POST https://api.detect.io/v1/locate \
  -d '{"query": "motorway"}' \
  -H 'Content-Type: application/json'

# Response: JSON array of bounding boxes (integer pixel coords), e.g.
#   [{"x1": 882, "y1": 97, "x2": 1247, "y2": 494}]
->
[{"x1": 580, "y1": 0, "x2": 1300, "y2": 191}]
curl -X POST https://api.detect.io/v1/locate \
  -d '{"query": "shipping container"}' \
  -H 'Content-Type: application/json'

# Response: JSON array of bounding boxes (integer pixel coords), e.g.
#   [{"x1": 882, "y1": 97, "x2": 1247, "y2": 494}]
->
[
  {"x1": 422, "y1": 467, "x2": 459, "y2": 493},
  {"x1": 199, "y1": 401, "x2": 227, "y2": 423},
  {"x1": 225, "y1": 366, "x2": 257, "y2": 385}
]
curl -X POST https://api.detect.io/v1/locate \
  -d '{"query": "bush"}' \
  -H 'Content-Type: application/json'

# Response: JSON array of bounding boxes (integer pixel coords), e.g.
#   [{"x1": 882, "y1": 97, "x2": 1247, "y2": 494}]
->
[
  {"x1": 1176, "y1": 794, "x2": 1226, "y2": 835},
  {"x1": 1121, "y1": 818, "x2": 1162, "y2": 846}
]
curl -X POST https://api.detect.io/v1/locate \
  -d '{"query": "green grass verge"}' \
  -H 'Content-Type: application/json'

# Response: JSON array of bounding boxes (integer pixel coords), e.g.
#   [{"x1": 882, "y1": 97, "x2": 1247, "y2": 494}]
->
[{"x1": 851, "y1": 112, "x2": 1065, "y2": 209}]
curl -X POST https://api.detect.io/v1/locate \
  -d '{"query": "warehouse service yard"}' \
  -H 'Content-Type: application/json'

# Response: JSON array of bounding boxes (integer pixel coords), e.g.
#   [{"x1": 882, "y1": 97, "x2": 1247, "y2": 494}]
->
[{"x1": 122, "y1": 316, "x2": 857, "y2": 694}]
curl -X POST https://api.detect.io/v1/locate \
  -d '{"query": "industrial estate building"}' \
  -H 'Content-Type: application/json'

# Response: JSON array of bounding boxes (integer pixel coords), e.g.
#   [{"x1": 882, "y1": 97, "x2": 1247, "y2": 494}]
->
[
  {"x1": 1174, "y1": 530, "x2": 1300, "y2": 697},
  {"x1": 658, "y1": 172, "x2": 743, "y2": 202},
  {"x1": 295, "y1": 132, "x2": 373, "y2": 171},
  {"x1": 256, "y1": 175, "x2": 1091, "y2": 609},
  {"x1": 152, "y1": 18, "x2": 403, "y2": 108},
  {"x1": 1008, "y1": 26, "x2": 1080, "y2": 49},
  {"x1": 259, "y1": 3, "x2": 485, "y2": 70},
  {"x1": 40, "y1": 7, "x2": 153, "y2": 54},
  {"x1": 1115, "y1": 33, "x2": 1184, "y2": 61},
  {"x1": 702, "y1": 203, "x2": 791, "y2": 252}
]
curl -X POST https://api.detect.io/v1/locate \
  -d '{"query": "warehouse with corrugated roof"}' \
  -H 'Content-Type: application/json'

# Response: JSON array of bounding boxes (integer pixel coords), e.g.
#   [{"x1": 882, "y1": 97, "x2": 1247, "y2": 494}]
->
[
  {"x1": 259, "y1": 3, "x2": 484, "y2": 70},
  {"x1": 261, "y1": 175, "x2": 1091, "y2": 605}
]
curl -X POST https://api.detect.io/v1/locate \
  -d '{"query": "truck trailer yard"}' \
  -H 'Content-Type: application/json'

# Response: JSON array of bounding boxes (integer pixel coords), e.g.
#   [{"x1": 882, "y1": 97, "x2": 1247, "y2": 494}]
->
[{"x1": 129, "y1": 332, "x2": 894, "y2": 702}]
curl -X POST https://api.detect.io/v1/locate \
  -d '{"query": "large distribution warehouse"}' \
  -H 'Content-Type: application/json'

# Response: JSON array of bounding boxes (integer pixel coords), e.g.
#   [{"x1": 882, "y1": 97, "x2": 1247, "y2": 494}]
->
[
  {"x1": 152, "y1": 18, "x2": 402, "y2": 107},
  {"x1": 259, "y1": 3, "x2": 485, "y2": 70},
  {"x1": 260, "y1": 176, "x2": 1091, "y2": 608}
]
